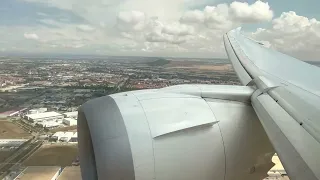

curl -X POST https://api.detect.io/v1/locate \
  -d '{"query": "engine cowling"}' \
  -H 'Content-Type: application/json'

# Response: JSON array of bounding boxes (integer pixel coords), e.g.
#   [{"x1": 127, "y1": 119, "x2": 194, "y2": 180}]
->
[{"x1": 78, "y1": 85, "x2": 274, "y2": 180}]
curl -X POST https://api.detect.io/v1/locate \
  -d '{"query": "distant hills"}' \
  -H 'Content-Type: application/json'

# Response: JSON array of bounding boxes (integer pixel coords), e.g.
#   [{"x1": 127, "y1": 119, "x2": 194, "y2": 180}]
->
[{"x1": 147, "y1": 58, "x2": 171, "y2": 66}]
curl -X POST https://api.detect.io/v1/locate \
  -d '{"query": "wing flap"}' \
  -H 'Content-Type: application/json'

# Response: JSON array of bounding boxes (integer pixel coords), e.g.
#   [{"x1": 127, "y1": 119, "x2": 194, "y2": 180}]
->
[
  {"x1": 269, "y1": 86, "x2": 320, "y2": 144},
  {"x1": 252, "y1": 92, "x2": 320, "y2": 180}
]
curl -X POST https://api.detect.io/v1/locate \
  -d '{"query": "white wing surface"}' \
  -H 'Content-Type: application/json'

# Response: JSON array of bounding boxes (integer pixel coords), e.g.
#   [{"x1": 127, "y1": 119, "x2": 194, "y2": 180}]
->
[{"x1": 224, "y1": 28, "x2": 320, "y2": 180}]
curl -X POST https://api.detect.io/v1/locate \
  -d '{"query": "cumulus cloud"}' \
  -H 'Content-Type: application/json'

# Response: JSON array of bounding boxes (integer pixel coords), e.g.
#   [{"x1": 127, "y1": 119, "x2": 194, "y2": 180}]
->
[
  {"x1": 180, "y1": 10, "x2": 205, "y2": 24},
  {"x1": 115, "y1": 12, "x2": 194, "y2": 44},
  {"x1": 145, "y1": 22, "x2": 194, "y2": 44},
  {"x1": 4, "y1": 0, "x2": 319, "y2": 59},
  {"x1": 24, "y1": 33, "x2": 39, "y2": 40},
  {"x1": 181, "y1": 1, "x2": 273, "y2": 29},
  {"x1": 230, "y1": 1, "x2": 273, "y2": 23},
  {"x1": 252, "y1": 11, "x2": 320, "y2": 60},
  {"x1": 162, "y1": 23, "x2": 194, "y2": 36},
  {"x1": 117, "y1": 11, "x2": 146, "y2": 31},
  {"x1": 145, "y1": 32, "x2": 189, "y2": 44}
]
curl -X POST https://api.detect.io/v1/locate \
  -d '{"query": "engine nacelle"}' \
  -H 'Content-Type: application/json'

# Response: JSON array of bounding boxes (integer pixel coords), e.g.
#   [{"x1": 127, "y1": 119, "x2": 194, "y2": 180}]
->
[{"x1": 78, "y1": 85, "x2": 274, "y2": 180}]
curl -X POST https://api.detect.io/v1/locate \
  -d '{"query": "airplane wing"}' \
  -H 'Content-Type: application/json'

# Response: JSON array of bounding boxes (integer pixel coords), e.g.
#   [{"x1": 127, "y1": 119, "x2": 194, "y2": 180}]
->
[{"x1": 224, "y1": 28, "x2": 320, "y2": 180}]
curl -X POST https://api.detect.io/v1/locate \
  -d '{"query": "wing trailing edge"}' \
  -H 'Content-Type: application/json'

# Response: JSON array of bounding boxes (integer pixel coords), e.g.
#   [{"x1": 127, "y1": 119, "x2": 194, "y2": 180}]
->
[{"x1": 225, "y1": 28, "x2": 320, "y2": 180}]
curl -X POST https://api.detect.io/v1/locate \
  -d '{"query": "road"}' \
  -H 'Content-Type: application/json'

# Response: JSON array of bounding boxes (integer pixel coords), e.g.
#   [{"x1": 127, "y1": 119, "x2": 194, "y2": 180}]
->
[{"x1": 0, "y1": 139, "x2": 42, "y2": 178}]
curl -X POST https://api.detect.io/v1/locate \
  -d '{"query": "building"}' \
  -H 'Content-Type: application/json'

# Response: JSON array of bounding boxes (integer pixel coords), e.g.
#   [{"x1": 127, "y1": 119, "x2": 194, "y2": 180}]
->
[
  {"x1": 51, "y1": 132, "x2": 65, "y2": 141},
  {"x1": 63, "y1": 118, "x2": 77, "y2": 126},
  {"x1": 60, "y1": 132, "x2": 74, "y2": 142},
  {"x1": 25, "y1": 112, "x2": 63, "y2": 123},
  {"x1": 51, "y1": 131, "x2": 77, "y2": 142},
  {"x1": 0, "y1": 139, "x2": 28, "y2": 148},
  {"x1": 63, "y1": 111, "x2": 78, "y2": 119},
  {"x1": 57, "y1": 166, "x2": 82, "y2": 180},
  {"x1": 41, "y1": 121, "x2": 61, "y2": 128},
  {"x1": 14, "y1": 166, "x2": 62, "y2": 180},
  {"x1": 69, "y1": 132, "x2": 78, "y2": 143},
  {"x1": 28, "y1": 108, "x2": 47, "y2": 114},
  {"x1": 264, "y1": 154, "x2": 290, "y2": 180}
]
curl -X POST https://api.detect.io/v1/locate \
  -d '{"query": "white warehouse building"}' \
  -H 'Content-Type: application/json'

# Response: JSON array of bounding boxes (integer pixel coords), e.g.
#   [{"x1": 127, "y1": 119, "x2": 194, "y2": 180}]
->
[
  {"x1": 63, "y1": 111, "x2": 78, "y2": 119},
  {"x1": 28, "y1": 108, "x2": 47, "y2": 114},
  {"x1": 51, "y1": 131, "x2": 78, "y2": 143},
  {"x1": 25, "y1": 112, "x2": 63, "y2": 123},
  {"x1": 63, "y1": 118, "x2": 77, "y2": 126}
]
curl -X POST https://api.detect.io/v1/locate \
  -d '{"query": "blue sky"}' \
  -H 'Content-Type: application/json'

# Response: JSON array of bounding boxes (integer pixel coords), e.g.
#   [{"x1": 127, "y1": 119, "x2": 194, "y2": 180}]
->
[
  {"x1": 0, "y1": 0, "x2": 319, "y2": 60},
  {"x1": 0, "y1": 0, "x2": 86, "y2": 26}
]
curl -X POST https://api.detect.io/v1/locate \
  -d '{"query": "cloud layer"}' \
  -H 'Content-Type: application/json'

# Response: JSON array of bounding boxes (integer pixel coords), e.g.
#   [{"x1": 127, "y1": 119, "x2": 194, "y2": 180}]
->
[{"x1": 0, "y1": 0, "x2": 319, "y2": 60}]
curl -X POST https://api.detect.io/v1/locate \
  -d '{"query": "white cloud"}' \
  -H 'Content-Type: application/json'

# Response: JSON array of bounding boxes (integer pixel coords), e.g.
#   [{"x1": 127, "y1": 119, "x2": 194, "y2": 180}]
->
[
  {"x1": 24, "y1": 33, "x2": 39, "y2": 40},
  {"x1": 180, "y1": 10, "x2": 205, "y2": 24},
  {"x1": 117, "y1": 11, "x2": 146, "y2": 31},
  {"x1": 162, "y1": 23, "x2": 194, "y2": 36},
  {"x1": 120, "y1": 32, "x2": 134, "y2": 39},
  {"x1": 203, "y1": 4, "x2": 234, "y2": 29},
  {"x1": 180, "y1": 1, "x2": 273, "y2": 30},
  {"x1": 252, "y1": 11, "x2": 320, "y2": 60},
  {"x1": 230, "y1": 1, "x2": 273, "y2": 23},
  {"x1": 3, "y1": 0, "x2": 318, "y2": 59},
  {"x1": 145, "y1": 32, "x2": 190, "y2": 44},
  {"x1": 77, "y1": 24, "x2": 95, "y2": 32}
]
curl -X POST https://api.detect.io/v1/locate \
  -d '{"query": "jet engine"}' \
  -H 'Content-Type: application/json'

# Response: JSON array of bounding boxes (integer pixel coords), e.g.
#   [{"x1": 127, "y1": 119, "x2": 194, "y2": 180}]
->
[{"x1": 78, "y1": 85, "x2": 274, "y2": 180}]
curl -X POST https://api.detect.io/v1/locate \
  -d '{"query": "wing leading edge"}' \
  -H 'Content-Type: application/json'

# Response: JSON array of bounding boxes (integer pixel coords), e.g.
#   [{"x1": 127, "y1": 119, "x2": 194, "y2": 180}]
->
[{"x1": 224, "y1": 28, "x2": 320, "y2": 180}]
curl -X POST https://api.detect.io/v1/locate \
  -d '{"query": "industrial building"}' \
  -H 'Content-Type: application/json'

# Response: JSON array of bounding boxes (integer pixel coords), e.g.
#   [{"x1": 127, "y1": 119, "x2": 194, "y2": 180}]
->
[
  {"x1": 25, "y1": 112, "x2": 63, "y2": 123},
  {"x1": 41, "y1": 121, "x2": 61, "y2": 128},
  {"x1": 0, "y1": 139, "x2": 28, "y2": 148},
  {"x1": 69, "y1": 132, "x2": 78, "y2": 143},
  {"x1": 63, "y1": 111, "x2": 78, "y2": 119},
  {"x1": 28, "y1": 108, "x2": 47, "y2": 114},
  {"x1": 60, "y1": 132, "x2": 74, "y2": 142},
  {"x1": 14, "y1": 166, "x2": 62, "y2": 180},
  {"x1": 51, "y1": 132, "x2": 65, "y2": 141},
  {"x1": 51, "y1": 131, "x2": 78, "y2": 143},
  {"x1": 63, "y1": 118, "x2": 77, "y2": 126}
]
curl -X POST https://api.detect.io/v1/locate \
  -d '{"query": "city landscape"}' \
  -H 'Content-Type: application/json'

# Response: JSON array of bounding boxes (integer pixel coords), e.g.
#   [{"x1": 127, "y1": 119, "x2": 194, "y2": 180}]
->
[{"x1": 0, "y1": 55, "x2": 295, "y2": 179}]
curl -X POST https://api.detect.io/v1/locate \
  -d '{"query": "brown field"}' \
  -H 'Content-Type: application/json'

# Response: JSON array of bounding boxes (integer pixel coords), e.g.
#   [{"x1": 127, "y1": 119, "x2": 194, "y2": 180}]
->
[
  {"x1": 0, "y1": 121, "x2": 31, "y2": 139},
  {"x1": 192, "y1": 64, "x2": 233, "y2": 71},
  {"x1": 23, "y1": 144, "x2": 78, "y2": 166},
  {"x1": 166, "y1": 64, "x2": 233, "y2": 71},
  {"x1": 0, "y1": 151, "x2": 14, "y2": 162}
]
